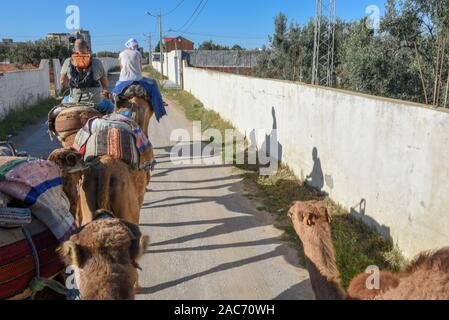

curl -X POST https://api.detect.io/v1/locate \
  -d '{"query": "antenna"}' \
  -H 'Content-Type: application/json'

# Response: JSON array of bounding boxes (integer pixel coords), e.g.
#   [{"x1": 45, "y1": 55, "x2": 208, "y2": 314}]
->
[{"x1": 312, "y1": 0, "x2": 337, "y2": 87}]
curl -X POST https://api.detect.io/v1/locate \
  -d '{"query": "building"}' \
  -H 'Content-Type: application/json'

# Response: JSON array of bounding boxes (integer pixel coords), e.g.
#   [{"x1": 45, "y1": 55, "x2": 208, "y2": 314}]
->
[
  {"x1": 47, "y1": 33, "x2": 71, "y2": 44},
  {"x1": 47, "y1": 29, "x2": 92, "y2": 51},
  {"x1": 164, "y1": 36, "x2": 194, "y2": 53}
]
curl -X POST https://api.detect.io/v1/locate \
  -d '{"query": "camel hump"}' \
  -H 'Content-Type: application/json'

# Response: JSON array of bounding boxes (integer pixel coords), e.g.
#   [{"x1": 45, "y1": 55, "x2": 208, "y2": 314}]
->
[
  {"x1": 347, "y1": 271, "x2": 400, "y2": 300},
  {"x1": 406, "y1": 247, "x2": 449, "y2": 274}
]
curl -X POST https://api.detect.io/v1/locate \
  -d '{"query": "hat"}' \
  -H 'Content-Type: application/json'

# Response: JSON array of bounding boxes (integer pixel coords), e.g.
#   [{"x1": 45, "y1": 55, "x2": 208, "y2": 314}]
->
[{"x1": 126, "y1": 38, "x2": 139, "y2": 50}]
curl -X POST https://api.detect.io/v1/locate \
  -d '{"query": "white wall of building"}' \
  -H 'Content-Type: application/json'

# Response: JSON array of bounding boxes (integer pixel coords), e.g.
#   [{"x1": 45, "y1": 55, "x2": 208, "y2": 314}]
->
[
  {"x1": 151, "y1": 51, "x2": 182, "y2": 86},
  {"x1": 0, "y1": 60, "x2": 50, "y2": 120},
  {"x1": 183, "y1": 66, "x2": 449, "y2": 258}
]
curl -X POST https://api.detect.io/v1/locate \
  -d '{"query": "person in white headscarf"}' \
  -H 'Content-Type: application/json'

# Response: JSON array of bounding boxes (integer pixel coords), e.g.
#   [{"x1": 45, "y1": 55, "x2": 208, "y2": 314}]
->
[{"x1": 118, "y1": 38, "x2": 143, "y2": 82}]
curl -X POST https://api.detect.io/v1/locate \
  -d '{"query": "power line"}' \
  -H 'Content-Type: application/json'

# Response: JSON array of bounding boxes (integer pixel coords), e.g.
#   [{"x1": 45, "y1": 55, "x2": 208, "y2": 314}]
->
[
  {"x1": 162, "y1": 0, "x2": 186, "y2": 17},
  {"x1": 174, "y1": 30, "x2": 266, "y2": 40},
  {"x1": 171, "y1": 0, "x2": 206, "y2": 33},
  {"x1": 180, "y1": 0, "x2": 209, "y2": 34}
]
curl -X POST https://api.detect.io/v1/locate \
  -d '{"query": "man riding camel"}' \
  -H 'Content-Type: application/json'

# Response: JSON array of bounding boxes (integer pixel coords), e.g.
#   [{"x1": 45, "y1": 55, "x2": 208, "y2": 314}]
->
[
  {"x1": 60, "y1": 39, "x2": 110, "y2": 105},
  {"x1": 118, "y1": 38, "x2": 143, "y2": 83}
]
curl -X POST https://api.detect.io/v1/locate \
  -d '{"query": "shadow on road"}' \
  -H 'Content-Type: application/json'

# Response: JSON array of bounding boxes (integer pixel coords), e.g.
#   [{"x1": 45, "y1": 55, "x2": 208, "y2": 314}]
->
[
  {"x1": 139, "y1": 246, "x2": 302, "y2": 297},
  {"x1": 141, "y1": 148, "x2": 309, "y2": 297}
]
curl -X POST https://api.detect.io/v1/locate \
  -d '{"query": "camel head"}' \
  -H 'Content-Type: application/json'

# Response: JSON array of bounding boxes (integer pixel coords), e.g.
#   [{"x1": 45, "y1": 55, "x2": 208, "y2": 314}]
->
[
  {"x1": 288, "y1": 201, "x2": 333, "y2": 241},
  {"x1": 115, "y1": 84, "x2": 154, "y2": 136},
  {"x1": 48, "y1": 148, "x2": 88, "y2": 217},
  {"x1": 58, "y1": 210, "x2": 149, "y2": 300},
  {"x1": 48, "y1": 148, "x2": 86, "y2": 173}
]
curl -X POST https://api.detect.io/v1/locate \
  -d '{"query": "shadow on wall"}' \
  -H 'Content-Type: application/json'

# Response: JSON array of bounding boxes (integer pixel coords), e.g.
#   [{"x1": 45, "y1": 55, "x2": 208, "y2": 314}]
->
[
  {"x1": 350, "y1": 199, "x2": 392, "y2": 241},
  {"x1": 303, "y1": 149, "x2": 392, "y2": 242},
  {"x1": 262, "y1": 107, "x2": 283, "y2": 162},
  {"x1": 306, "y1": 147, "x2": 325, "y2": 193},
  {"x1": 246, "y1": 106, "x2": 283, "y2": 175}
]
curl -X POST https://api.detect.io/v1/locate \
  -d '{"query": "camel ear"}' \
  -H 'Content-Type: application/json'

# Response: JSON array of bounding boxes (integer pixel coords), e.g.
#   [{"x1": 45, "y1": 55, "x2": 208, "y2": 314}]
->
[
  {"x1": 121, "y1": 220, "x2": 150, "y2": 262},
  {"x1": 136, "y1": 235, "x2": 150, "y2": 262},
  {"x1": 58, "y1": 240, "x2": 85, "y2": 268}
]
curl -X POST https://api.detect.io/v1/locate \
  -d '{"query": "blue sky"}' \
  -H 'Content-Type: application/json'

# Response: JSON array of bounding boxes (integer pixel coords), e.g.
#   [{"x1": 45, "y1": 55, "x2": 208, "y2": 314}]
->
[{"x1": 0, "y1": 0, "x2": 387, "y2": 52}]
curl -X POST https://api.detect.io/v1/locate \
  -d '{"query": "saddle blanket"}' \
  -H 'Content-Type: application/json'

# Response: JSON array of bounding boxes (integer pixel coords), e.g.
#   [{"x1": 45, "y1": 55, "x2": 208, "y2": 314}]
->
[
  {"x1": 48, "y1": 104, "x2": 102, "y2": 143},
  {"x1": 73, "y1": 114, "x2": 152, "y2": 168},
  {"x1": 0, "y1": 157, "x2": 76, "y2": 242},
  {"x1": 112, "y1": 78, "x2": 167, "y2": 121}
]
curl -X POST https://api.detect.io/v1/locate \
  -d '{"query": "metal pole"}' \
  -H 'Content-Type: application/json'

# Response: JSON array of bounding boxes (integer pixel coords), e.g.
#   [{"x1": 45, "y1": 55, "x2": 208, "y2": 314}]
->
[
  {"x1": 149, "y1": 33, "x2": 152, "y2": 65},
  {"x1": 159, "y1": 8, "x2": 164, "y2": 76}
]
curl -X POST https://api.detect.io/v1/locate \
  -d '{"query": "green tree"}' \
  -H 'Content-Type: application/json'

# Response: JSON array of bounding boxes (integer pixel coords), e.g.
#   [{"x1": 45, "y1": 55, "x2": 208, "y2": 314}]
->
[
  {"x1": 198, "y1": 40, "x2": 229, "y2": 50},
  {"x1": 5, "y1": 40, "x2": 71, "y2": 67},
  {"x1": 256, "y1": 2, "x2": 449, "y2": 107}
]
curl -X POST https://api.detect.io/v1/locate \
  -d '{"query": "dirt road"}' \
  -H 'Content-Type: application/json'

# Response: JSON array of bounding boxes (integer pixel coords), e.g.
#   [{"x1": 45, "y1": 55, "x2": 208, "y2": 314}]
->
[{"x1": 14, "y1": 74, "x2": 314, "y2": 300}]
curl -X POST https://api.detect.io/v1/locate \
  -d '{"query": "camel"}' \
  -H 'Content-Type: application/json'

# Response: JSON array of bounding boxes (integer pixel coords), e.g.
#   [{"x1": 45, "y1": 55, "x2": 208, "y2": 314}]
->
[
  {"x1": 49, "y1": 148, "x2": 153, "y2": 226},
  {"x1": 58, "y1": 210, "x2": 149, "y2": 300},
  {"x1": 114, "y1": 84, "x2": 155, "y2": 137},
  {"x1": 48, "y1": 83, "x2": 156, "y2": 224},
  {"x1": 71, "y1": 85, "x2": 154, "y2": 225},
  {"x1": 288, "y1": 201, "x2": 449, "y2": 300},
  {"x1": 48, "y1": 148, "x2": 85, "y2": 217}
]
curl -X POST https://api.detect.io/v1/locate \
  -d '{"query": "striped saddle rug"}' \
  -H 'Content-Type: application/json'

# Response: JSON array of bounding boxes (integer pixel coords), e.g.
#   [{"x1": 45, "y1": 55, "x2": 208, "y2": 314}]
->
[
  {"x1": 0, "y1": 157, "x2": 76, "y2": 300},
  {"x1": 73, "y1": 114, "x2": 152, "y2": 169}
]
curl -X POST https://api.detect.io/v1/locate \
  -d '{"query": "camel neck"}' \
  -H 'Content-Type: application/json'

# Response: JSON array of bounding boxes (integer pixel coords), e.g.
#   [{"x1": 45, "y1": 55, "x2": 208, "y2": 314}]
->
[{"x1": 302, "y1": 228, "x2": 347, "y2": 300}]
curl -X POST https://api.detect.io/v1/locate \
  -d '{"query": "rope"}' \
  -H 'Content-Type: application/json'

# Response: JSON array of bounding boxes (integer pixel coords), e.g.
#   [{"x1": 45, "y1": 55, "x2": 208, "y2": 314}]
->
[{"x1": 21, "y1": 226, "x2": 79, "y2": 300}]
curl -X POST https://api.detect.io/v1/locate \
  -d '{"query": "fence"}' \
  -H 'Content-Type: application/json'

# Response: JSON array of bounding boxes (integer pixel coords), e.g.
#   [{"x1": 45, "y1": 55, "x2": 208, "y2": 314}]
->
[
  {"x1": 185, "y1": 50, "x2": 260, "y2": 68},
  {"x1": 183, "y1": 66, "x2": 449, "y2": 258}
]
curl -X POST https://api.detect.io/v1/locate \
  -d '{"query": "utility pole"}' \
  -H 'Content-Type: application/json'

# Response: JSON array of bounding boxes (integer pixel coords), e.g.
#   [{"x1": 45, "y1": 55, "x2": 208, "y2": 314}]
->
[
  {"x1": 159, "y1": 8, "x2": 164, "y2": 76},
  {"x1": 148, "y1": 33, "x2": 152, "y2": 65},
  {"x1": 312, "y1": 0, "x2": 337, "y2": 87}
]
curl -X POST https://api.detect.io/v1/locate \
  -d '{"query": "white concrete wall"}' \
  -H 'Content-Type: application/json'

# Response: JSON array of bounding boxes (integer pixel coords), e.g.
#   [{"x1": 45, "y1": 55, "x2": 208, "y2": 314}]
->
[
  {"x1": 183, "y1": 66, "x2": 449, "y2": 258},
  {"x1": 52, "y1": 58, "x2": 62, "y2": 93},
  {"x1": 98, "y1": 57, "x2": 119, "y2": 73},
  {"x1": 151, "y1": 51, "x2": 182, "y2": 86},
  {"x1": 0, "y1": 60, "x2": 50, "y2": 119}
]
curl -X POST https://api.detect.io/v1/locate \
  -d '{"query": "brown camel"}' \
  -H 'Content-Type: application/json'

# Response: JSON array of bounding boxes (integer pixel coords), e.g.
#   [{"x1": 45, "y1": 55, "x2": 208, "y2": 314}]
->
[
  {"x1": 49, "y1": 86, "x2": 156, "y2": 225},
  {"x1": 77, "y1": 154, "x2": 151, "y2": 226},
  {"x1": 288, "y1": 201, "x2": 449, "y2": 300},
  {"x1": 48, "y1": 148, "x2": 85, "y2": 217},
  {"x1": 49, "y1": 148, "x2": 153, "y2": 226},
  {"x1": 115, "y1": 85, "x2": 154, "y2": 137},
  {"x1": 58, "y1": 210, "x2": 149, "y2": 300}
]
